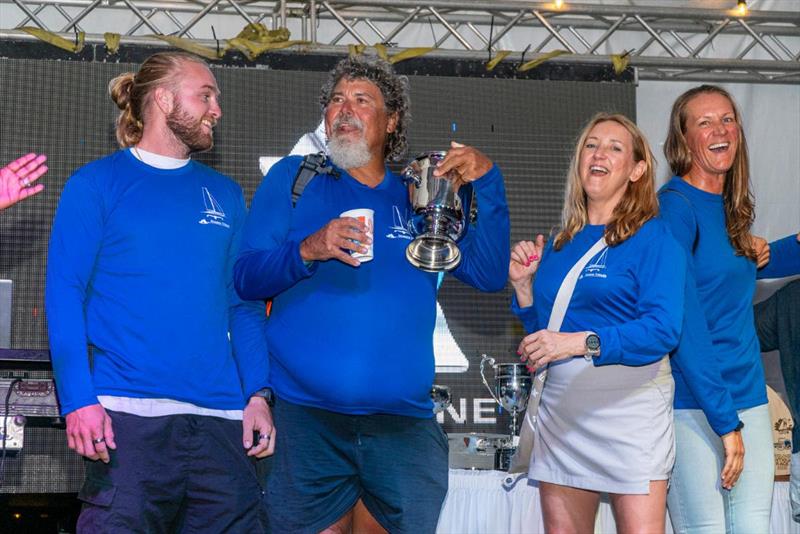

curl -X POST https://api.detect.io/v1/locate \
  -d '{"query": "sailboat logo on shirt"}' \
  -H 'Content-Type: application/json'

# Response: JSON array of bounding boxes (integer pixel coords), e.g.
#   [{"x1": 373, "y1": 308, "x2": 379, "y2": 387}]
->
[
  {"x1": 386, "y1": 205, "x2": 413, "y2": 240},
  {"x1": 580, "y1": 247, "x2": 608, "y2": 279},
  {"x1": 198, "y1": 187, "x2": 230, "y2": 229}
]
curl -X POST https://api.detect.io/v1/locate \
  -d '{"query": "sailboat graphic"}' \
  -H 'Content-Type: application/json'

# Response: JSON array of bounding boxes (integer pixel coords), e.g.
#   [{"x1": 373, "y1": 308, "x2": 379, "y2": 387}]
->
[
  {"x1": 581, "y1": 246, "x2": 608, "y2": 279},
  {"x1": 386, "y1": 205, "x2": 412, "y2": 240},
  {"x1": 199, "y1": 187, "x2": 230, "y2": 228},
  {"x1": 587, "y1": 247, "x2": 608, "y2": 269}
]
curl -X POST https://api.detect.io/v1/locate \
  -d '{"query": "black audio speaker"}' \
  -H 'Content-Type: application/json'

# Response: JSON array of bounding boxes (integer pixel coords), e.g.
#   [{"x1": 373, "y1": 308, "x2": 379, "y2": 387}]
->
[{"x1": 0, "y1": 423, "x2": 84, "y2": 494}]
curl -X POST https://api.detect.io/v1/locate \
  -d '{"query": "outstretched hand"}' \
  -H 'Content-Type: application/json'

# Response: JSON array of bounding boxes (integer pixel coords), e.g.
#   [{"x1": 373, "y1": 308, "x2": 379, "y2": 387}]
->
[{"x1": 0, "y1": 153, "x2": 47, "y2": 210}]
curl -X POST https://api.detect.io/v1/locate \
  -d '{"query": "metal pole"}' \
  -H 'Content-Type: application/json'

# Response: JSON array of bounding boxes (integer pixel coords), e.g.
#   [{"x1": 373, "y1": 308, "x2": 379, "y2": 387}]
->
[
  {"x1": 428, "y1": 6, "x2": 473, "y2": 50},
  {"x1": 531, "y1": 10, "x2": 576, "y2": 53},
  {"x1": 310, "y1": 0, "x2": 318, "y2": 44},
  {"x1": 59, "y1": 0, "x2": 102, "y2": 33}
]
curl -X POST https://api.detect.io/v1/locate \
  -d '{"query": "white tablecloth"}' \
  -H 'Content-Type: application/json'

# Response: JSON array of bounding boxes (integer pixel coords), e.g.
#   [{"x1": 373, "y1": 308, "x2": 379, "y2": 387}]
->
[{"x1": 437, "y1": 469, "x2": 798, "y2": 534}]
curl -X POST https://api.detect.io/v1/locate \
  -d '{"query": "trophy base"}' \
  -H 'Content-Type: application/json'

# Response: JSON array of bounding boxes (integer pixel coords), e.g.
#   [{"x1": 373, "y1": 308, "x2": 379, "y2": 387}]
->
[
  {"x1": 406, "y1": 236, "x2": 461, "y2": 272},
  {"x1": 494, "y1": 446, "x2": 516, "y2": 471}
]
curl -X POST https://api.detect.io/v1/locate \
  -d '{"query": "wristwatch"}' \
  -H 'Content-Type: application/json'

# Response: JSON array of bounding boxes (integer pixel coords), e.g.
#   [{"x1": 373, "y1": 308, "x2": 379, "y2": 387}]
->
[
  {"x1": 584, "y1": 332, "x2": 601, "y2": 361},
  {"x1": 251, "y1": 387, "x2": 275, "y2": 407}
]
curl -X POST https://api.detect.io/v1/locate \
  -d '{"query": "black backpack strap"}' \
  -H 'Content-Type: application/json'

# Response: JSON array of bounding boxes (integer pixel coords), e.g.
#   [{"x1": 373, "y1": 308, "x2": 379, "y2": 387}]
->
[
  {"x1": 291, "y1": 152, "x2": 339, "y2": 207},
  {"x1": 659, "y1": 188, "x2": 699, "y2": 254}
]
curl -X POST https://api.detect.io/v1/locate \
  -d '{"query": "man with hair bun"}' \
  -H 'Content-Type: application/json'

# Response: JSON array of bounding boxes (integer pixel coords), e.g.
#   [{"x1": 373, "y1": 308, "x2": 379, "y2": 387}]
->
[
  {"x1": 46, "y1": 51, "x2": 270, "y2": 532},
  {"x1": 235, "y1": 55, "x2": 510, "y2": 533}
]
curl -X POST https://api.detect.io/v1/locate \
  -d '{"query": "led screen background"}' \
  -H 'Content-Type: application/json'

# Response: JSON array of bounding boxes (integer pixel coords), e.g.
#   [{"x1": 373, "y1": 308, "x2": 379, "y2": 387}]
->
[{"x1": 0, "y1": 51, "x2": 634, "y2": 434}]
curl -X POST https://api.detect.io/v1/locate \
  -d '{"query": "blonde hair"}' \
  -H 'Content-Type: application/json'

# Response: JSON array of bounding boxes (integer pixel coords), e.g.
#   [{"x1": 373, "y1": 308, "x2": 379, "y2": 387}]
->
[
  {"x1": 553, "y1": 113, "x2": 658, "y2": 251},
  {"x1": 664, "y1": 85, "x2": 755, "y2": 260},
  {"x1": 108, "y1": 52, "x2": 208, "y2": 148}
]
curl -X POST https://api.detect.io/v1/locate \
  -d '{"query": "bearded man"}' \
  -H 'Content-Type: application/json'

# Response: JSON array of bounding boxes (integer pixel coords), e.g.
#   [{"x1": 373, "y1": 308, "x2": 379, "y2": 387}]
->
[
  {"x1": 46, "y1": 52, "x2": 271, "y2": 533},
  {"x1": 235, "y1": 55, "x2": 510, "y2": 533}
]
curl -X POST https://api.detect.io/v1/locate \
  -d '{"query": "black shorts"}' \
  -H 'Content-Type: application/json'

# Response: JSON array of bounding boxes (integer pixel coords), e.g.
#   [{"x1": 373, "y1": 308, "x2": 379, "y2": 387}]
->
[
  {"x1": 76, "y1": 410, "x2": 265, "y2": 533},
  {"x1": 264, "y1": 398, "x2": 449, "y2": 534}
]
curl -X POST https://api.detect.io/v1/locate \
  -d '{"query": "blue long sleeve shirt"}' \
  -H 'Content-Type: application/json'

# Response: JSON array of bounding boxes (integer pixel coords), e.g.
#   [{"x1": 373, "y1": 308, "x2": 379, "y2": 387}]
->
[
  {"x1": 659, "y1": 176, "x2": 800, "y2": 433},
  {"x1": 512, "y1": 220, "x2": 685, "y2": 367},
  {"x1": 46, "y1": 150, "x2": 269, "y2": 415},
  {"x1": 235, "y1": 156, "x2": 510, "y2": 418}
]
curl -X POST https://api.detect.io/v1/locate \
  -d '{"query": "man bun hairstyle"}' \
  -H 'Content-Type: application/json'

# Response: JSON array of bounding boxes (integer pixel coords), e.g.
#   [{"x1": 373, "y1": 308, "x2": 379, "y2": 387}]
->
[{"x1": 108, "y1": 51, "x2": 209, "y2": 148}]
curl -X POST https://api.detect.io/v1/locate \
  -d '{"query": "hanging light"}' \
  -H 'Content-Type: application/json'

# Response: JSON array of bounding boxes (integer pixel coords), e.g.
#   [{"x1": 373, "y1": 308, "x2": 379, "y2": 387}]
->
[
  {"x1": 554, "y1": 0, "x2": 565, "y2": 9},
  {"x1": 737, "y1": 0, "x2": 748, "y2": 16}
]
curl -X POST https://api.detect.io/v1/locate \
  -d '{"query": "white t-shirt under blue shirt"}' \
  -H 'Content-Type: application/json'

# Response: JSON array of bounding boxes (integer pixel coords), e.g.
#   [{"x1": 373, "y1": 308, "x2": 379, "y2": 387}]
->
[{"x1": 46, "y1": 147, "x2": 269, "y2": 420}]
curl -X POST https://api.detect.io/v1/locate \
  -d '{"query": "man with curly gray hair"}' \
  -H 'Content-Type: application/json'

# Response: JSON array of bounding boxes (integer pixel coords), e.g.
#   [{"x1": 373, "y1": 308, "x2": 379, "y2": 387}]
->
[
  {"x1": 319, "y1": 54, "x2": 411, "y2": 163},
  {"x1": 235, "y1": 55, "x2": 510, "y2": 533}
]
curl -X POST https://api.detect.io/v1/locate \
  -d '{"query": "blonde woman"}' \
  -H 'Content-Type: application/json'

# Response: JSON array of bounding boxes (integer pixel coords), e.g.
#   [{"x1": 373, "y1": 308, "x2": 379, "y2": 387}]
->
[{"x1": 510, "y1": 113, "x2": 685, "y2": 532}]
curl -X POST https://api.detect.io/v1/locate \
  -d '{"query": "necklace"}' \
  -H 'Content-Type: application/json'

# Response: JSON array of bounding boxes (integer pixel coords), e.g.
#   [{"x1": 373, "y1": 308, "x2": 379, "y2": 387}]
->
[{"x1": 132, "y1": 145, "x2": 143, "y2": 161}]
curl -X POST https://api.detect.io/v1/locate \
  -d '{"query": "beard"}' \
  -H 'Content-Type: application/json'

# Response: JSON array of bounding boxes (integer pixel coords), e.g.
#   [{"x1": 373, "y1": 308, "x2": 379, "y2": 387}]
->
[
  {"x1": 166, "y1": 101, "x2": 215, "y2": 154},
  {"x1": 327, "y1": 115, "x2": 372, "y2": 170}
]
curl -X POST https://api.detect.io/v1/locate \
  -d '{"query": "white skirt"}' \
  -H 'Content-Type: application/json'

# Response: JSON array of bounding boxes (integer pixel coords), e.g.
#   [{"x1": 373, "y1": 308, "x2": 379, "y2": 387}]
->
[{"x1": 529, "y1": 355, "x2": 674, "y2": 494}]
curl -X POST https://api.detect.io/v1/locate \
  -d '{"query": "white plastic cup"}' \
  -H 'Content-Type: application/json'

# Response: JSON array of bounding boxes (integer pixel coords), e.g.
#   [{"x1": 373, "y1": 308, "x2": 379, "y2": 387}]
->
[{"x1": 340, "y1": 208, "x2": 374, "y2": 262}]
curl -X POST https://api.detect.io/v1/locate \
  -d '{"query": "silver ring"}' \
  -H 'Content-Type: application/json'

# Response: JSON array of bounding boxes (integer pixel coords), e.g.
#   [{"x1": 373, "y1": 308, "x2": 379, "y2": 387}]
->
[
  {"x1": 258, "y1": 434, "x2": 270, "y2": 441},
  {"x1": 92, "y1": 437, "x2": 105, "y2": 444},
  {"x1": 20, "y1": 178, "x2": 30, "y2": 187}
]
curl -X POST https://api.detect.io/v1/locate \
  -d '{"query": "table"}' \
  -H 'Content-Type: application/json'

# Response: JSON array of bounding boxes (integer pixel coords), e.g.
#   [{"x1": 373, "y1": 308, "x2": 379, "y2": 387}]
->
[{"x1": 437, "y1": 469, "x2": 798, "y2": 533}]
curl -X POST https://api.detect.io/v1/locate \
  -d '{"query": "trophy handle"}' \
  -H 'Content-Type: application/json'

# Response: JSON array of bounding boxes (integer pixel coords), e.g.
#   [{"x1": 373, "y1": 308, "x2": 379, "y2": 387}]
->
[
  {"x1": 401, "y1": 165, "x2": 421, "y2": 187},
  {"x1": 479, "y1": 354, "x2": 501, "y2": 406}
]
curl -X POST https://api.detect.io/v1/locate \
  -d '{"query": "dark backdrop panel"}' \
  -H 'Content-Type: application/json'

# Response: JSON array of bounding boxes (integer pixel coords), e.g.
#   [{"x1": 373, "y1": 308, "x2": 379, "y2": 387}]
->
[{"x1": 0, "y1": 56, "x2": 634, "y2": 437}]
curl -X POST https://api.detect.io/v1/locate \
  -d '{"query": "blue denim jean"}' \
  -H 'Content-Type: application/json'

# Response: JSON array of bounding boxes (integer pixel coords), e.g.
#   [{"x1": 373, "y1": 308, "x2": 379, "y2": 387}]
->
[{"x1": 667, "y1": 404, "x2": 774, "y2": 534}]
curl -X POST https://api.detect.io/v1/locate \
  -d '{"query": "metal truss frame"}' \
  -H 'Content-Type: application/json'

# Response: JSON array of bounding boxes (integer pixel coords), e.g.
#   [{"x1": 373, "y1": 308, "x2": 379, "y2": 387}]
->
[{"x1": 1, "y1": 0, "x2": 799, "y2": 84}]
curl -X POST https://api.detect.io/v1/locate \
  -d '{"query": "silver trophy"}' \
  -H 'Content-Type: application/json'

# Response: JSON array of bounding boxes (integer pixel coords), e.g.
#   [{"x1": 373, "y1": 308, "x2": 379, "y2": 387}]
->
[
  {"x1": 402, "y1": 151, "x2": 473, "y2": 272},
  {"x1": 480, "y1": 354, "x2": 532, "y2": 470},
  {"x1": 430, "y1": 384, "x2": 452, "y2": 415}
]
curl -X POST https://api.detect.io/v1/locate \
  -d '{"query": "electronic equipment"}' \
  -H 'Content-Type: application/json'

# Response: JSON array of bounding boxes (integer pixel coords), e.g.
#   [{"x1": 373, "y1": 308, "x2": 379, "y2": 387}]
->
[
  {"x1": 0, "y1": 415, "x2": 25, "y2": 450},
  {"x1": 0, "y1": 378, "x2": 60, "y2": 418},
  {"x1": 0, "y1": 349, "x2": 81, "y2": 494}
]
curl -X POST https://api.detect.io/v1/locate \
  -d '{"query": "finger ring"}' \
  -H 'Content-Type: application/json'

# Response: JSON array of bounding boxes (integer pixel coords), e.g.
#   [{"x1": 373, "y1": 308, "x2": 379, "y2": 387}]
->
[
  {"x1": 92, "y1": 437, "x2": 105, "y2": 444},
  {"x1": 20, "y1": 178, "x2": 30, "y2": 187},
  {"x1": 258, "y1": 434, "x2": 270, "y2": 441}
]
